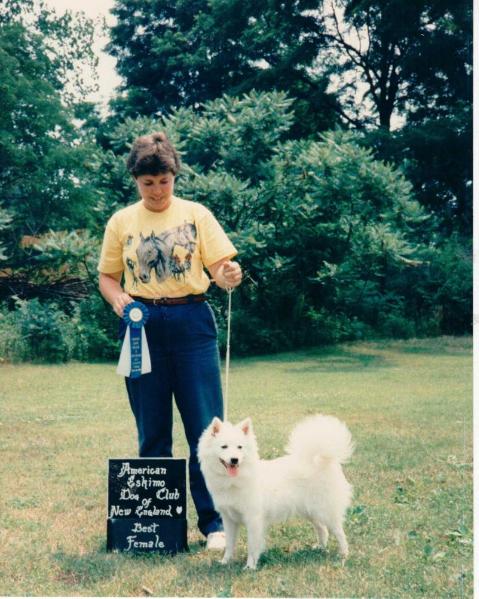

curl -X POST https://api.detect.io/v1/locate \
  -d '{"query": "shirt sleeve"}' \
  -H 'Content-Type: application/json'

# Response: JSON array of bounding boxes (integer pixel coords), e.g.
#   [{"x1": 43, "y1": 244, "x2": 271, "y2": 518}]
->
[
  {"x1": 97, "y1": 215, "x2": 124, "y2": 274},
  {"x1": 197, "y1": 207, "x2": 237, "y2": 267}
]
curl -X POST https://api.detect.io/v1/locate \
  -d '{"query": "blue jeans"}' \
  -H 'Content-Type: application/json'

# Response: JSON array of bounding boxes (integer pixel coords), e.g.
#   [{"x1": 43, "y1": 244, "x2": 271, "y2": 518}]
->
[{"x1": 120, "y1": 301, "x2": 224, "y2": 537}]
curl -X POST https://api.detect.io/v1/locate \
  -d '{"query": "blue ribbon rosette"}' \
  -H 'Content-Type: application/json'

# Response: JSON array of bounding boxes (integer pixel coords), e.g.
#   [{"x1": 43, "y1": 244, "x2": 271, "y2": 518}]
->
[{"x1": 116, "y1": 302, "x2": 152, "y2": 378}]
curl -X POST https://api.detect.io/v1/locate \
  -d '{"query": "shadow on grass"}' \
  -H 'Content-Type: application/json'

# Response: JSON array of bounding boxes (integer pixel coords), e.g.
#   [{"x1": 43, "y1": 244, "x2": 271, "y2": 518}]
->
[
  {"x1": 51, "y1": 538, "x2": 205, "y2": 588},
  {"x1": 51, "y1": 549, "x2": 121, "y2": 587},
  {"x1": 230, "y1": 337, "x2": 472, "y2": 374},
  {"x1": 393, "y1": 344, "x2": 472, "y2": 356},
  {"x1": 182, "y1": 546, "x2": 335, "y2": 576},
  {"x1": 260, "y1": 545, "x2": 334, "y2": 567},
  {"x1": 282, "y1": 348, "x2": 391, "y2": 373}
]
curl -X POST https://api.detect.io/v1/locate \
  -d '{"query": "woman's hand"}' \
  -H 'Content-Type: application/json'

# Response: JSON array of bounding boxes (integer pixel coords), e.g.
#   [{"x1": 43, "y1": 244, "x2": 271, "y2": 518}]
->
[
  {"x1": 112, "y1": 292, "x2": 134, "y2": 318},
  {"x1": 222, "y1": 261, "x2": 242, "y2": 288},
  {"x1": 209, "y1": 259, "x2": 242, "y2": 290},
  {"x1": 99, "y1": 273, "x2": 133, "y2": 317}
]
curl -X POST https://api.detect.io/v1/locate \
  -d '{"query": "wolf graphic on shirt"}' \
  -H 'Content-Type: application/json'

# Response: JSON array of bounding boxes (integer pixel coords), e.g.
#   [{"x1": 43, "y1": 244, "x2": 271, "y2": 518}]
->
[{"x1": 135, "y1": 222, "x2": 197, "y2": 284}]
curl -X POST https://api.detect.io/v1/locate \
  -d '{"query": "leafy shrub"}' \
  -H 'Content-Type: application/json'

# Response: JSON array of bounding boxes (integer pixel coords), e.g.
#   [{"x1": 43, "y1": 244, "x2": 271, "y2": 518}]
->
[
  {"x1": 1, "y1": 91, "x2": 470, "y2": 363},
  {"x1": 70, "y1": 293, "x2": 121, "y2": 361},
  {"x1": 0, "y1": 308, "x2": 27, "y2": 362},
  {"x1": 90, "y1": 91, "x2": 469, "y2": 355},
  {"x1": 378, "y1": 312, "x2": 416, "y2": 339},
  {"x1": 0, "y1": 299, "x2": 72, "y2": 363},
  {"x1": 0, "y1": 294, "x2": 121, "y2": 363}
]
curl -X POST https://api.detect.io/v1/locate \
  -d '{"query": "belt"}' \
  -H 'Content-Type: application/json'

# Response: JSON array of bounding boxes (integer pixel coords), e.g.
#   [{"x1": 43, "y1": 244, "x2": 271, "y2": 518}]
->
[{"x1": 130, "y1": 294, "x2": 207, "y2": 306}]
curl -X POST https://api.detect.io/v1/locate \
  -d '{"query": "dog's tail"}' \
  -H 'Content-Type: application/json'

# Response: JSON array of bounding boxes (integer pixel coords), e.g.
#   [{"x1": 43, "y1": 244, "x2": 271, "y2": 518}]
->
[{"x1": 286, "y1": 414, "x2": 354, "y2": 465}]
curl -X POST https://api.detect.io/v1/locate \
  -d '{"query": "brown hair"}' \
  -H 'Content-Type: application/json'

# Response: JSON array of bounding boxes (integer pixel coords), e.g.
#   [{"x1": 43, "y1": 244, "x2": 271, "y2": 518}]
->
[{"x1": 126, "y1": 131, "x2": 181, "y2": 177}]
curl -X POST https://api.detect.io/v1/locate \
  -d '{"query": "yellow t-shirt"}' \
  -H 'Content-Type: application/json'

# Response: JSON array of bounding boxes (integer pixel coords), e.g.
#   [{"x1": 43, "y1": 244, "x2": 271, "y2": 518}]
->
[{"x1": 98, "y1": 197, "x2": 237, "y2": 298}]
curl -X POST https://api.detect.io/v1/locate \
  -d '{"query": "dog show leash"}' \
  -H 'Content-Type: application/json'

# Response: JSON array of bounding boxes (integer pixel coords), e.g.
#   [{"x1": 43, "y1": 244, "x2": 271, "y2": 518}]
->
[
  {"x1": 223, "y1": 287, "x2": 232, "y2": 422},
  {"x1": 222, "y1": 271, "x2": 257, "y2": 422}
]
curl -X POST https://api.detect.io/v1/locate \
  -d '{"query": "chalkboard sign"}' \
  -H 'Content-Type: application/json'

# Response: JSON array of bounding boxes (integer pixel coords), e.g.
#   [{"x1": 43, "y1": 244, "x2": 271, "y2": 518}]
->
[{"x1": 107, "y1": 458, "x2": 188, "y2": 554}]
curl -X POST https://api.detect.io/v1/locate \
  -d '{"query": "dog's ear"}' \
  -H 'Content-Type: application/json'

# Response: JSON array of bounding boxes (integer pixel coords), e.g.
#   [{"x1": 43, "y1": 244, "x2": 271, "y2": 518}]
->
[
  {"x1": 238, "y1": 417, "x2": 252, "y2": 435},
  {"x1": 211, "y1": 417, "x2": 223, "y2": 436}
]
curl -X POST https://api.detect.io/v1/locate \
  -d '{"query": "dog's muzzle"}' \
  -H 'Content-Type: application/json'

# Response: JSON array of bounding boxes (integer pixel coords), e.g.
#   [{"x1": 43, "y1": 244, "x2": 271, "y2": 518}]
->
[{"x1": 220, "y1": 458, "x2": 239, "y2": 477}]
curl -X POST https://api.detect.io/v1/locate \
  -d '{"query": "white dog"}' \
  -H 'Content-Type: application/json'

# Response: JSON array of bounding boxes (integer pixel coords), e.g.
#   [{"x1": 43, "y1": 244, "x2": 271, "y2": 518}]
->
[{"x1": 198, "y1": 414, "x2": 354, "y2": 569}]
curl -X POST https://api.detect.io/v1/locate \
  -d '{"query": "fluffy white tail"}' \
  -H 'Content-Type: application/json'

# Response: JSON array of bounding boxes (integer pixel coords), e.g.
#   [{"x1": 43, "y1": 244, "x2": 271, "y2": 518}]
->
[{"x1": 286, "y1": 414, "x2": 354, "y2": 464}]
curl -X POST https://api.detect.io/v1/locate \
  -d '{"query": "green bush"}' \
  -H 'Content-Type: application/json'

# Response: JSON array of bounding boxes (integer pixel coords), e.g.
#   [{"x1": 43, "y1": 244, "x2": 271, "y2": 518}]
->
[
  {"x1": 91, "y1": 91, "x2": 470, "y2": 355},
  {"x1": 0, "y1": 308, "x2": 27, "y2": 362},
  {"x1": 0, "y1": 294, "x2": 121, "y2": 363},
  {"x1": 70, "y1": 294, "x2": 121, "y2": 361},
  {"x1": 378, "y1": 312, "x2": 416, "y2": 339},
  {"x1": 0, "y1": 299, "x2": 73, "y2": 363},
  {"x1": 1, "y1": 92, "x2": 470, "y2": 362}
]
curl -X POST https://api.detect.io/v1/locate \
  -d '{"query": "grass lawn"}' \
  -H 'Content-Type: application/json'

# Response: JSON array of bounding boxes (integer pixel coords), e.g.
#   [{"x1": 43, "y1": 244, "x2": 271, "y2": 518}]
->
[{"x1": 0, "y1": 336, "x2": 473, "y2": 598}]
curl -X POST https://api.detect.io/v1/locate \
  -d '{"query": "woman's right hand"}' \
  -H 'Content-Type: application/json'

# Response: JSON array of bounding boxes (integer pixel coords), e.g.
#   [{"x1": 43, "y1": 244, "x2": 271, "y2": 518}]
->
[
  {"x1": 99, "y1": 273, "x2": 133, "y2": 318},
  {"x1": 112, "y1": 292, "x2": 134, "y2": 318}
]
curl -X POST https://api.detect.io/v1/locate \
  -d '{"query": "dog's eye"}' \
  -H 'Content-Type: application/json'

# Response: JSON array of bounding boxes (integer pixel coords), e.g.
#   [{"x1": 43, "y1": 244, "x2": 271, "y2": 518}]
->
[
  {"x1": 221, "y1": 445, "x2": 228, "y2": 449},
  {"x1": 237, "y1": 445, "x2": 243, "y2": 450}
]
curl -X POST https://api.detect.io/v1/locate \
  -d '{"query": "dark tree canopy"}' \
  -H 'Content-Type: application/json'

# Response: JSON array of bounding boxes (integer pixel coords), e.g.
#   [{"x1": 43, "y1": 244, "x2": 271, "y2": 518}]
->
[
  {"x1": 107, "y1": 0, "x2": 341, "y2": 137},
  {"x1": 324, "y1": 0, "x2": 472, "y2": 130},
  {"x1": 322, "y1": 0, "x2": 472, "y2": 233},
  {"x1": 0, "y1": 1, "x2": 98, "y2": 265}
]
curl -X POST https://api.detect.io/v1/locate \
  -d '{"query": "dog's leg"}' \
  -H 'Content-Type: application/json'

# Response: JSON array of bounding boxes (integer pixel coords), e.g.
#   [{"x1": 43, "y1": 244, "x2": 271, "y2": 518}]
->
[
  {"x1": 220, "y1": 515, "x2": 239, "y2": 565},
  {"x1": 244, "y1": 517, "x2": 265, "y2": 570},
  {"x1": 312, "y1": 521, "x2": 329, "y2": 550},
  {"x1": 330, "y1": 524, "x2": 349, "y2": 561}
]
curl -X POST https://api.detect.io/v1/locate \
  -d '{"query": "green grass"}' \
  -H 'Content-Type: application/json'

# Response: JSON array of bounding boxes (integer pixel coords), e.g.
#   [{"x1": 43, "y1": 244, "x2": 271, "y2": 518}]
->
[{"x1": 0, "y1": 337, "x2": 472, "y2": 597}]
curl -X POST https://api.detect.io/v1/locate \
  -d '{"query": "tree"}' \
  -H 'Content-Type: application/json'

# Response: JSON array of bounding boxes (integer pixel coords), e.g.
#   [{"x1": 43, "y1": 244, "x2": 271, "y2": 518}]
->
[
  {"x1": 322, "y1": 0, "x2": 472, "y2": 233},
  {"x1": 106, "y1": 0, "x2": 340, "y2": 137},
  {"x1": 0, "y1": 1, "x2": 100, "y2": 298},
  {"x1": 96, "y1": 92, "x2": 460, "y2": 354},
  {"x1": 1, "y1": 90, "x2": 470, "y2": 361},
  {"x1": 322, "y1": 0, "x2": 472, "y2": 130},
  {"x1": 0, "y1": 0, "x2": 98, "y2": 105}
]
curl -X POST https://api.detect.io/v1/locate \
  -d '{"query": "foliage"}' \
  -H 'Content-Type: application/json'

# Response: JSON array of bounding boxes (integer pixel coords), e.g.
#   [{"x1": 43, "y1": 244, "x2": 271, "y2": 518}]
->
[
  {"x1": 83, "y1": 91, "x2": 469, "y2": 357},
  {"x1": 321, "y1": 0, "x2": 472, "y2": 234},
  {"x1": 0, "y1": 2, "x2": 103, "y2": 314},
  {"x1": 322, "y1": 0, "x2": 472, "y2": 130},
  {"x1": 0, "y1": 293, "x2": 120, "y2": 364},
  {"x1": 103, "y1": 0, "x2": 472, "y2": 236},
  {"x1": 0, "y1": 298, "x2": 73, "y2": 363},
  {"x1": 69, "y1": 293, "x2": 121, "y2": 362},
  {"x1": 0, "y1": 206, "x2": 13, "y2": 261},
  {"x1": 0, "y1": 12, "x2": 99, "y2": 255},
  {"x1": 0, "y1": 0, "x2": 98, "y2": 104},
  {"x1": 0, "y1": 87, "x2": 471, "y2": 362},
  {"x1": 106, "y1": 0, "x2": 339, "y2": 137}
]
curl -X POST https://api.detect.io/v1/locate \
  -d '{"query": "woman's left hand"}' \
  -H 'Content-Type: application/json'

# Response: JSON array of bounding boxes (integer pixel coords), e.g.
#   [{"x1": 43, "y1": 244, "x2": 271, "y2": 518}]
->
[
  {"x1": 222, "y1": 260, "x2": 242, "y2": 288},
  {"x1": 210, "y1": 259, "x2": 242, "y2": 289}
]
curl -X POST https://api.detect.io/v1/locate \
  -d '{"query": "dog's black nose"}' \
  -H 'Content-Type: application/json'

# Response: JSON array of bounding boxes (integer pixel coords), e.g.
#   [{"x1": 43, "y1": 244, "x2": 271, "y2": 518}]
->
[{"x1": 230, "y1": 458, "x2": 239, "y2": 465}]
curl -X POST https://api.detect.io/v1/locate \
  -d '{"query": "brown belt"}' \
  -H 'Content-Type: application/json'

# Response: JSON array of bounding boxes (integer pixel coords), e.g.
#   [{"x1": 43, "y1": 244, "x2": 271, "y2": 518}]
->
[{"x1": 131, "y1": 294, "x2": 207, "y2": 306}]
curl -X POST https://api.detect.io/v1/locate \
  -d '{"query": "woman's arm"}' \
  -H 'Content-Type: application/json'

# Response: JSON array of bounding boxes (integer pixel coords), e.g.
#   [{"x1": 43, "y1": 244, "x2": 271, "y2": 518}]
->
[
  {"x1": 208, "y1": 259, "x2": 242, "y2": 290},
  {"x1": 99, "y1": 272, "x2": 134, "y2": 317}
]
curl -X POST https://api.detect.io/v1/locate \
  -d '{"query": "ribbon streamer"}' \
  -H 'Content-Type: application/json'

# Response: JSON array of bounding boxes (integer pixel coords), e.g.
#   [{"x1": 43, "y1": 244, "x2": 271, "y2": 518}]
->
[{"x1": 116, "y1": 302, "x2": 151, "y2": 378}]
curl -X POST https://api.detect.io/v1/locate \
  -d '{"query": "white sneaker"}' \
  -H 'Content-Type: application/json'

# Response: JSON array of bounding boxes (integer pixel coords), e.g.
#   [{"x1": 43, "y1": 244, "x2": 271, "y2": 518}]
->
[{"x1": 206, "y1": 531, "x2": 226, "y2": 550}]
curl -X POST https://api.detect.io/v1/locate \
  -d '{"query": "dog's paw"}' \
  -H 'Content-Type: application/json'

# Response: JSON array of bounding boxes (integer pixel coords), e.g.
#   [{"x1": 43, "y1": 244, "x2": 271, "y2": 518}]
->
[
  {"x1": 338, "y1": 550, "x2": 349, "y2": 566},
  {"x1": 219, "y1": 556, "x2": 231, "y2": 565},
  {"x1": 244, "y1": 557, "x2": 258, "y2": 570}
]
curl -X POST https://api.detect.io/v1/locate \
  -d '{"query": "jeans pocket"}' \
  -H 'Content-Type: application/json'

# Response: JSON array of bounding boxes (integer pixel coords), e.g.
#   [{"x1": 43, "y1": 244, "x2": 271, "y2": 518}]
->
[{"x1": 205, "y1": 302, "x2": 218, "y2": 336}]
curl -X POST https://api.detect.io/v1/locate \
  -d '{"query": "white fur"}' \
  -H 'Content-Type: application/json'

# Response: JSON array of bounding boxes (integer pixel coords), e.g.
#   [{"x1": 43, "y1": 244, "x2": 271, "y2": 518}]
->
[{"x1": 198, "y1": 414, "x2": 353, "y2": 569}]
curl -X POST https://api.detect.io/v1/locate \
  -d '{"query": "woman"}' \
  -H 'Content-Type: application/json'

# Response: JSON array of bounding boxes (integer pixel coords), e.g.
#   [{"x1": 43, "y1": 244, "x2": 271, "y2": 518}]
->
[{"x1": 98, "y1": 131, "x2": 242, "y2": 550}]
